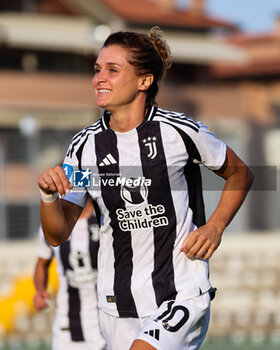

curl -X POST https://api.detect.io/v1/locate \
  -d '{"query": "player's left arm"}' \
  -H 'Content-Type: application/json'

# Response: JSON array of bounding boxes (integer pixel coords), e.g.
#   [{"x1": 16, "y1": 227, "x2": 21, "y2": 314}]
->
[
  {"x1": 33, "y1": 257, "x2": 52, "y2": 311},
  {"x1": 181, "y1": 146, "x2": 254, "y2": 260}
]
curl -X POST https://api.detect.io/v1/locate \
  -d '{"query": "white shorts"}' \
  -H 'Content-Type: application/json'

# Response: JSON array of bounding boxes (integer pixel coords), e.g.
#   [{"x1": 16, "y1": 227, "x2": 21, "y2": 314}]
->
[
  {"x1": 99, "y1": 292, "x2": 210, "y2": 350},
  {"x1": 52, "y1": 317, "x2": 107, "y2": 350}
]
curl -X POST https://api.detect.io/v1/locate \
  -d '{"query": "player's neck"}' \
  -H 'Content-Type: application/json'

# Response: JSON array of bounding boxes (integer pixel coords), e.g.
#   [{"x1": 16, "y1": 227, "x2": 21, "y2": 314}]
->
[{"x1": 109, "y1": 101, "x2": 147, "y2": 133}]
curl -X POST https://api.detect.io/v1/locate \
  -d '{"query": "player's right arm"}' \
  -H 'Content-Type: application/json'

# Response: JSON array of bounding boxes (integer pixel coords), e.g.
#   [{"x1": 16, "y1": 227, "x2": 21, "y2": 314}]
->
[
  {"x1": 33, "y1": 257, "x2": 51, "y2": 311},
  {"x1": 38, "y1": 165, "x2": 83, "y2": 246}
]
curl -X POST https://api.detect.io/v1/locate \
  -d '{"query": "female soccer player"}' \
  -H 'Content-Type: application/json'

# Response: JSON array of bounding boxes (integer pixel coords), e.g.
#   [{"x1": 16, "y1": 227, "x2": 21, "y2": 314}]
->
[{"x1": 38, "y1": 27, "x2": 253, "y2": 350}]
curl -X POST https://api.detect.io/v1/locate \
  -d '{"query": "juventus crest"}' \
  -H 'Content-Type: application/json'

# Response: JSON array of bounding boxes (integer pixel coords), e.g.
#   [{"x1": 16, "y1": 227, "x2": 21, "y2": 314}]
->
[{"x1": 143, "y1": 136, "x2": 157, "y2": 159}]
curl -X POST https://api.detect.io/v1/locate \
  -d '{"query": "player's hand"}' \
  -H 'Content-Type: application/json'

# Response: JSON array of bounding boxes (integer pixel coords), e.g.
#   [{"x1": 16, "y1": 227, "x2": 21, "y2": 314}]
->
[
  {"x1": 33, "y1": 291, "x2": 50, "y2": 311},
  {"x1": 38, "y1": 165, "x2": 72, "y2": 197},
  {"x1": 180, "y1": 223, "x2": 222, "y2": 260}
]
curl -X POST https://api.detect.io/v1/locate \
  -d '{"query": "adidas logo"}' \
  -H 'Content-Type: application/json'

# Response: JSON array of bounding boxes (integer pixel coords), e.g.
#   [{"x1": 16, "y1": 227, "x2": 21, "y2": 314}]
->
[
  {"x1": 99, "y1": 153, "x2": 117, "y2": 166},
  {"x1": 144, "y1": 329, "x2": 160, "y2": 341}
]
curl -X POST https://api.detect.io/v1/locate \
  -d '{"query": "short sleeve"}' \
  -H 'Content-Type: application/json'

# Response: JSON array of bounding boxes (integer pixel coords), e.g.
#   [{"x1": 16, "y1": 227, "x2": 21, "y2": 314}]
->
[
  {"x1": 37, "y1": 227, "x2": 53, "y2": 260},
  {"x1": 192, "y1": 122, "x2": 226, "y2": 171},
  {"x1": 62, "y1": 191, "x2": 88, "y2": 207}
]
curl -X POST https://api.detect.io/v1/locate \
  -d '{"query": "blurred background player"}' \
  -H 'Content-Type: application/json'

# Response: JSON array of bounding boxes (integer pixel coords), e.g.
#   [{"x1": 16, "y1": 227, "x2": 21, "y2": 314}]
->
[{"x1": 33, "y1": 198, "x2": 106, "y2": 350}]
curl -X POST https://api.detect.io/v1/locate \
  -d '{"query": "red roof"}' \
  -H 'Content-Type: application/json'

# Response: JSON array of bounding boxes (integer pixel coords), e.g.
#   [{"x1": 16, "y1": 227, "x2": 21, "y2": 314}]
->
[
  {"x1": 212, "y1": 25, "x2": 280, "y2": 78},
  {"x1": 101, "y1": 0, "x2": 237, "y2": 30},
  {"x1": 226, "y1": 33, "x2": 276, "y2": 46},
  {"x1": 212, "y1": 59, "x2": 280, "y2": 78}
]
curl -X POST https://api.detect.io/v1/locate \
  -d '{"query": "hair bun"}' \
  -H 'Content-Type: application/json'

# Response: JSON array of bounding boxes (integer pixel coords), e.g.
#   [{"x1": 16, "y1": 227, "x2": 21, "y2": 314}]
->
[{"x1": 148, "y1": 26, "x2": 171, "y2": 80}]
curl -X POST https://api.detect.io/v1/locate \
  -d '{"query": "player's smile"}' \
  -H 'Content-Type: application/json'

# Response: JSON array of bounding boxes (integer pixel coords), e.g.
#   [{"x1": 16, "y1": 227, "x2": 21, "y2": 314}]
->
[
  {"x1": 92, "y1": 45, "x2": 142, "y2": 112},
  {"x1": 97, "y1": 89, "x2": 111, "y2": 94},
  {"x1": 96, "y1": 88, "x2": 112, "y2": 98}
]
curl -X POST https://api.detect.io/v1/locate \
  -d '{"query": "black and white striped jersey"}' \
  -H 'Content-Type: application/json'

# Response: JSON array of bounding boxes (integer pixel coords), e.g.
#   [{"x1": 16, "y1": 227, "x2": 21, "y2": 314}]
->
[
  {"x1": 37, "y1": 216, "x2": 105, "y2": 346},
  {"x1": 63, "y1": 106, "x2": 226, "y2": 318}
]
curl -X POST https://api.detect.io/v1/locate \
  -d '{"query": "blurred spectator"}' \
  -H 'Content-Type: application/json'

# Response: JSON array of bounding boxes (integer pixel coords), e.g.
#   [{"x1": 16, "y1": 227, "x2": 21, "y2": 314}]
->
[{"x1": 33, "y1": 198, "x2": 106, "y2": 350}]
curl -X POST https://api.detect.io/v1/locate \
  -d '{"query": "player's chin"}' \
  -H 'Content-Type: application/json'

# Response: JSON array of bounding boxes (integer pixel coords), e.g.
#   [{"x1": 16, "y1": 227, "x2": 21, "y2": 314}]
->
[
  {"x1": 96, "y1": 101, "x2": 106, "y2": 108},
  {"x1": 96, "y1": 97, "x2": 110, "y2": 108}
]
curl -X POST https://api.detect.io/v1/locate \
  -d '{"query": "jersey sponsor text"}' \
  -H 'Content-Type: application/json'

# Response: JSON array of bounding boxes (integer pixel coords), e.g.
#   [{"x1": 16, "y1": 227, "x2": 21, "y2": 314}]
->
[{"x1": 116, "y1": 204, "x2": 168, "y2": 231}]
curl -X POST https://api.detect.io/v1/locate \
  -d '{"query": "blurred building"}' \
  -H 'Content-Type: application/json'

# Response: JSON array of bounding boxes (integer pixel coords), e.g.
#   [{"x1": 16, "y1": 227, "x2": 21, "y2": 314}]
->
[
  {"x1": 211, "y1": 17, "x2": 280, "y2": 230},
  {"x1": 0, "y1": 0, "x2": 248, "y2": 240},
  {"x1": 0, "y1": 0, "x2": 279, "y2": 239},
  {"x1": 0, "y1": 1, "x2": 280, "y2": 349}
]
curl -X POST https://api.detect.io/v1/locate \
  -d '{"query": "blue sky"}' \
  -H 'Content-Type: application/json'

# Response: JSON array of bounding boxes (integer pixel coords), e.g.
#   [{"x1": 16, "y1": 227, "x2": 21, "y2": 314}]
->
[
  {"x1": 207, "y1": 0, "x2": 280, "y2": 33},
  {"x1": 178, "y1": 0, "x2": 280, "y2": 33}
]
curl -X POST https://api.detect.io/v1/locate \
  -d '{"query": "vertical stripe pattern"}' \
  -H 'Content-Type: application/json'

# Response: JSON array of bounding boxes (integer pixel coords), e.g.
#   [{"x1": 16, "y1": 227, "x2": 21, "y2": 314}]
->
[
  {"x1": 63, "y1": 107, "x2": 226, "y2": 317},
  {"x1": 59, "y1": 241, "x2": 84, "y2": 341},
  {"x1": 138, "y1": 122, "x2": 177, "y2": 306},
  {"x1": 172, "y1": 125, "x2": 206, "y2": 227},
  {"x1": 95, "y1": 130, "x2": 138, "y2": 317}
]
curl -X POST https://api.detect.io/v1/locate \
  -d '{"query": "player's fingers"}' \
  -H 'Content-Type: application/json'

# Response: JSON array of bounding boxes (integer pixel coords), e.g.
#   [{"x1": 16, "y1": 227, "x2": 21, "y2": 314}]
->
[
  {"x1": 180, "y1": 231, "x2": 197, "y2": 253},
  {"x1": 182, "y1": 230, "x2": 209, "y2": 257},
  {"x1": 47, "y1": 168, "x2": 67, "y2": 196},
  {"x1": 38, "y1": 177, "x2": 47, "y2": 192},
  {"x1": 195, "y1": 240, "x2": 212, "y2": 259},
  {"x1": 38, "y1": 301, "x2": 48, "y2": 310},
  {"x1": 33, "y1": 295, "x2": 47, "y2": 311},
  {"x1": 42, "y1": 291, "x2": 50, "y2": 300},
  {"x1": 48, "y1": 166, "x2": 73, "y2": 197},
  {"x1": 202, "y1": 245, "x2": 216, "y2": 260},
  {"x1": 38, "y1": 166, "x2": 72, "y2": 197},
  {"x1": 185, "y1": 240, "x2": 205, "y2": 259},
  {"x1": 54, "y1": 165, "x2": 73, "y2": 192},
  {"x1": 38, "y1": 172, "x2": 51, "y2": 191},
  {"x1": 38, "y1": 172, "x2": 58, "y2": 194}
]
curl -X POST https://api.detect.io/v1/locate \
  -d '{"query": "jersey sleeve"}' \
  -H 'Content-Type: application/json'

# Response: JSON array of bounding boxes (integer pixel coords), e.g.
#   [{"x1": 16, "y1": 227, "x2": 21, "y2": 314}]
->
[
  {"x1": 191, "y1": 121, "x2": 226, "y2": 171},
  {"x1": 62, "y1": 131, "x2": 89, "y2": 208},
  {"x1": 37, "y1": 227, "x2": 53, "y2": 260}
]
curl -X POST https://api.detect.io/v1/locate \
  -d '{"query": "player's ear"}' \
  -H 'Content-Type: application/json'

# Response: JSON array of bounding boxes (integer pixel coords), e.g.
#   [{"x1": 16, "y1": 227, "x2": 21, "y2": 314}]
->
[{"x1": 139, "y1": 74, "x2": 153, "y2": 91}]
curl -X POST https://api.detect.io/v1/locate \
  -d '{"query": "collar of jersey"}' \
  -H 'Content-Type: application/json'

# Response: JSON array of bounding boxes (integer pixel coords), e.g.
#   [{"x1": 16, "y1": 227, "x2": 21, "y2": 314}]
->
[{"x1": 101, "y1": 105, "x2": 157, "y2": 132}]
